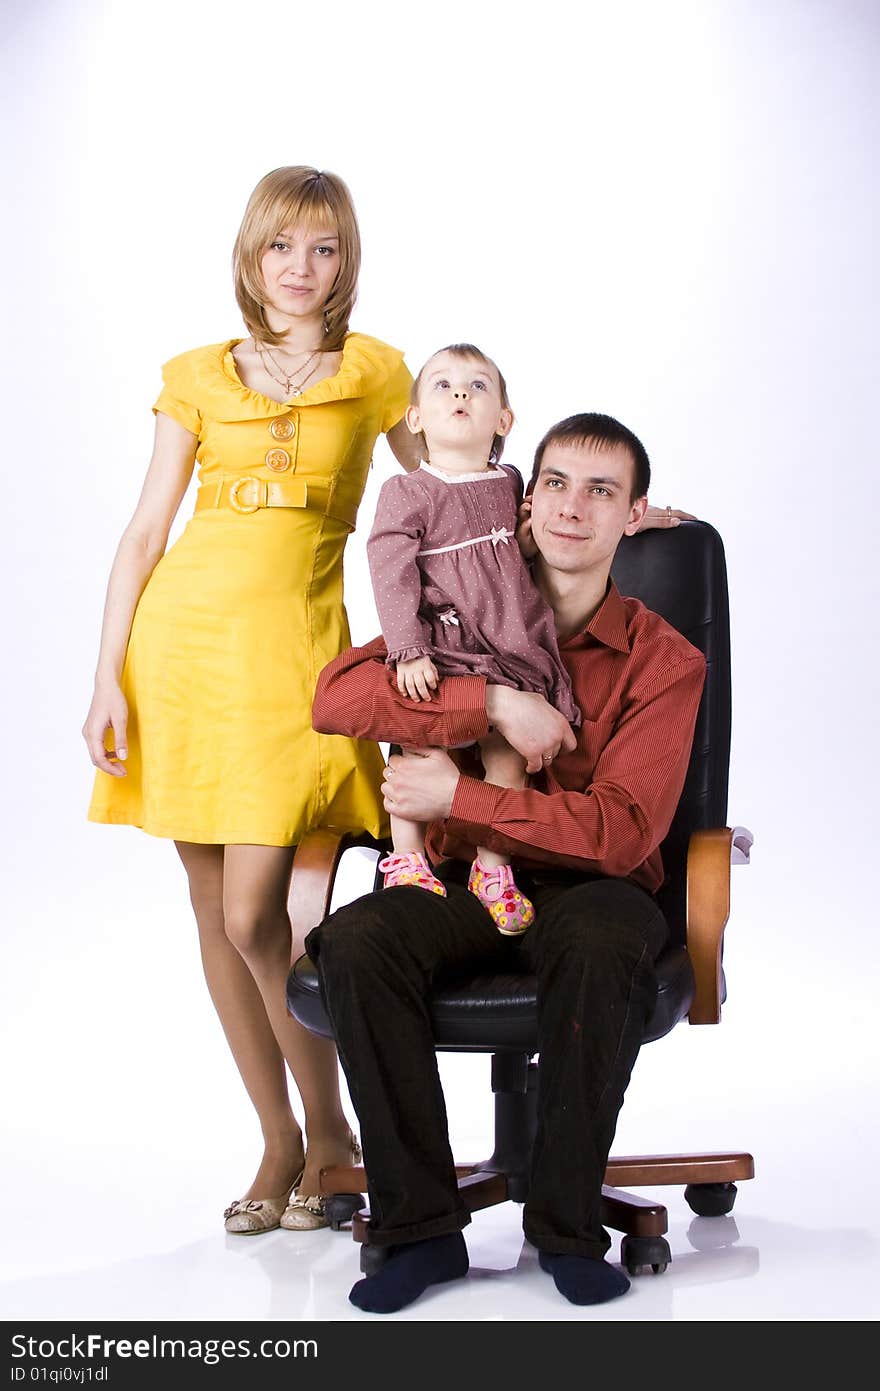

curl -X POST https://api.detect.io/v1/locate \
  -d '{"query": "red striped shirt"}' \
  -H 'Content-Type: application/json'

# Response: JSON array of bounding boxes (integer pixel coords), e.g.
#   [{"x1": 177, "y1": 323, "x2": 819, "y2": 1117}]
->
[{"x1": 312, "y1": 582, "x2": 706, "y2": 893}]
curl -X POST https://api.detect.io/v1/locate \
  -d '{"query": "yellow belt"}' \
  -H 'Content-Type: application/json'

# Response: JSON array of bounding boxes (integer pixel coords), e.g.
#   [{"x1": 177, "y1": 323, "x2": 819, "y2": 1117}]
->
[
  {"x1": 195, "y1": 476, "x2": 308, "y2": 515},
  {"x1": 195, "y1": 475, "x2": 358, "y2": 530}
]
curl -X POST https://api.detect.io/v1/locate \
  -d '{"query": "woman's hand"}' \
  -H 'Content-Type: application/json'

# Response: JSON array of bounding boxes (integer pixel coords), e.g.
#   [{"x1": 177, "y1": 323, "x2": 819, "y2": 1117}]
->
[
  {"x1": 636, "y1": 504, "x2": 696, "y2": 531},
  {"x1": 396, "y1": 655, "x2": 440, "y2": 701},
  {"x1": 83, "y1": 680, "x2": 129, "y2": 776},
  {"x1": 516, "y1": 498, "x2": 538, "y2": 559}
]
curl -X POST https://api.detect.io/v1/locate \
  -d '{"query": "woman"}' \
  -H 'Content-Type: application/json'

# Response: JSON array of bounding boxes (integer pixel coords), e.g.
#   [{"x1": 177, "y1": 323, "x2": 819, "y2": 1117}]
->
[{"x1": 83, "y1": 166, "x2": 421, "y2": 1233}]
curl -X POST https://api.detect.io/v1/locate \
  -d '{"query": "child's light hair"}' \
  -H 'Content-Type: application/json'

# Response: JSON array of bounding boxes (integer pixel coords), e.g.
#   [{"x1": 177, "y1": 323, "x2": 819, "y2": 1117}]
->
[
  {"x1": 232, "y1": 166, "x2": 361, "y2": 351},
  {"x1": 411, "y1": 343, "x2": 512, "y2": 462}
]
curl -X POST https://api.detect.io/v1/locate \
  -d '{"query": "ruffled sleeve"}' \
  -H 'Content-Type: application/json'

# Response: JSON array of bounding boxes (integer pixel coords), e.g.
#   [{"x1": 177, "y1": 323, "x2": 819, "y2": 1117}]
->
[
  {"x1": 152, "y1": 350, "x2": 203, "y2": 436},
  {"x1": 367, "y1": 474, "x2": 434, "y2": 665},
  {"x1": 380, "y1": 356, "x2": 414, "y2": 434}
]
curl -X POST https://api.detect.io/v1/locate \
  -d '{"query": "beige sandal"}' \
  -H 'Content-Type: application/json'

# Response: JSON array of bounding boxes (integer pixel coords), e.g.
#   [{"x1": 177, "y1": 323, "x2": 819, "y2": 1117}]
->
[
  {"x1": 280, "y1": 1136, "x2": 362, "y2": 1232},
  {"x1": 224, "y1": 1167, "x2": 303, "y2": 1235}
]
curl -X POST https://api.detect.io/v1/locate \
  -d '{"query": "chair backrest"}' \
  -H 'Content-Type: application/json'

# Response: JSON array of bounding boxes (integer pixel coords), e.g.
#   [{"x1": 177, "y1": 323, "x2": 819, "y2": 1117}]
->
[{"x1": 610, "y1": 521, "x2": 732, "y2": 945}]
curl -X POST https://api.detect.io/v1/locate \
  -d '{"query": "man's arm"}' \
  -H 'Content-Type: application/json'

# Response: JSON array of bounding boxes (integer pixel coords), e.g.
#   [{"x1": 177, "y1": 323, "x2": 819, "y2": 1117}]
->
[
  {"x1": 445, "y1": 655, "x2": 706, "y2": 879},
  {"x1": 312, "y1": 642, "x2": 578, "y2": 770},
  {"x1": 312, "y1": 639, "x2": 492, "y2": 748}
]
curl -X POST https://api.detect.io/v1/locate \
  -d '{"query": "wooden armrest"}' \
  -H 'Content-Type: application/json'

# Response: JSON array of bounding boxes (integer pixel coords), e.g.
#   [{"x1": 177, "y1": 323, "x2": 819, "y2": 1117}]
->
[
  {"x1": 686, "y1": 825, "x2": 753, "y2": 1025},
  {"x1": 287, "y1": 830, "x2": 387, "y2": 939}
]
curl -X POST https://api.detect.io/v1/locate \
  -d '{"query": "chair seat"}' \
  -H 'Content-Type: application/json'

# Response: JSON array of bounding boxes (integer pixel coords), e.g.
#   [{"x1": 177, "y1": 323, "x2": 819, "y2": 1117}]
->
[{"x1": 287, "y1": 945, "x2": 708, "y2": 1053}]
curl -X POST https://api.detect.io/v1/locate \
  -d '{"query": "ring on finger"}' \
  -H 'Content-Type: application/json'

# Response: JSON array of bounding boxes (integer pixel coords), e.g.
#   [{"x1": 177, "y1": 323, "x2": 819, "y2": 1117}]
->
[{"x1": 665, "y1": 504, "x2": 672, "y2": 520}]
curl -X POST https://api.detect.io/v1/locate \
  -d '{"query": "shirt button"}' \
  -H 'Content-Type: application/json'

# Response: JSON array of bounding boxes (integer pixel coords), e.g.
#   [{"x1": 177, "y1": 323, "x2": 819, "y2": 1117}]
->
[
  {"x1": 265, "y1": 448, "x2": 291, "y2": 472},
  {"x1": 270, "y1": 417, "x2": 296, "y2": 441}
]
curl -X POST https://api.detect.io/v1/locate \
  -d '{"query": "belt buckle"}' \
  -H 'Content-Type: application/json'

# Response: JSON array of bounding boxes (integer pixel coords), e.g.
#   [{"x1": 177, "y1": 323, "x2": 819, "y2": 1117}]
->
[{"x1": 229, "y1": 476, "x2": 263, "y2": 514}]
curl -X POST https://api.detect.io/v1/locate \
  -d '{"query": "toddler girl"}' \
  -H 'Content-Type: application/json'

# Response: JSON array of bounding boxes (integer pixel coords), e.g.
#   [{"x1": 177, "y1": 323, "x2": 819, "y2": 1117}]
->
[{"x1": 366, "y1": 344, "x2": 580, "y2": 935}]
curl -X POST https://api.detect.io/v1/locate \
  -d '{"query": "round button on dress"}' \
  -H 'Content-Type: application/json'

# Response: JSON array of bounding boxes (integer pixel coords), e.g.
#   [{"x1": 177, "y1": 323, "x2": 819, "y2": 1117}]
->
[
  {"x1": 269, "y1": 417, "x2": 296, "y2": 441},
  {"x1": 265, "y1": 448, "x2": 291, "y2": 472}
]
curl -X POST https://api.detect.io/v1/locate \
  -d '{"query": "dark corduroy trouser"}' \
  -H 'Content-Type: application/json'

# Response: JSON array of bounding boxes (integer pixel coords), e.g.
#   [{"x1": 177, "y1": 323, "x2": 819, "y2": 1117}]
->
[{"x1": 305, "y1": 868, "x2": 669, "y2": 1259}]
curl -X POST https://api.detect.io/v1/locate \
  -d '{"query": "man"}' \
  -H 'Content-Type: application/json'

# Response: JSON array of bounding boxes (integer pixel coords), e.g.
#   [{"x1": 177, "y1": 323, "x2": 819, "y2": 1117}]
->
[{"x1": 307, "y1": 413, "x2": 706, "y2": 1313}]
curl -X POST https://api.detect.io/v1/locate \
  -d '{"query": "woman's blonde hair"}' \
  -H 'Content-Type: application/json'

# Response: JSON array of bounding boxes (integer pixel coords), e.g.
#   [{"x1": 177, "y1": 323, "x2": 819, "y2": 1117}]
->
[{"x1": 232, "y1": 166, "x2": 361, "y2": 351}]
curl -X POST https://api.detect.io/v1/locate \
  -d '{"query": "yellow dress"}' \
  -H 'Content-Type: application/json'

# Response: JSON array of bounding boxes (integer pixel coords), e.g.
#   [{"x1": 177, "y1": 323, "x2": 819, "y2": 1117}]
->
[{"x1": 88, "y1": 332, "x2": 411, "y2": 845}]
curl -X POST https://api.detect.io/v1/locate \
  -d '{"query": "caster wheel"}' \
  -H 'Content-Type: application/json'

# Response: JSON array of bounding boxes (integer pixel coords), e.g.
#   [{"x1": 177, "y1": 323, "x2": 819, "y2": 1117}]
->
[
  {"x1": 325, "y1": 1193, "x2": 365, "y2": 1231},
  {"x1": 684, "y1": 1181, "x2": 737, "y2": 1217},
  {"x1": 359, "y1": 1243, "x2": 390, "y2": 1275},
  {"x1": 621, "y1": 1235, "x2": 671, "y2": 1276}
]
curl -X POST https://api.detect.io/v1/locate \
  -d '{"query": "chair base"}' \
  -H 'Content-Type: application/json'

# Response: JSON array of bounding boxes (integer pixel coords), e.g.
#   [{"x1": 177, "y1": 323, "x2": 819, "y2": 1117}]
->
[
  {"x1": 317, "y1": 1054, "x2": 754, "y2": 1270},
  {"x1": 330, "y1": 1150, "x2": 754, "y2": 1249}
]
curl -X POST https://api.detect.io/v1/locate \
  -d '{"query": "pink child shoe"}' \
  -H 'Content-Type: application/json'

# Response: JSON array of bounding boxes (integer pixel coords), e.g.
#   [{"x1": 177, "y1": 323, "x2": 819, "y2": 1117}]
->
[
  {"x1": 468, "y1": 859, "x2": 535, "y2": 936},
  {"x1": 378, "y1": 851, "x2": 447, "y2": 896}
]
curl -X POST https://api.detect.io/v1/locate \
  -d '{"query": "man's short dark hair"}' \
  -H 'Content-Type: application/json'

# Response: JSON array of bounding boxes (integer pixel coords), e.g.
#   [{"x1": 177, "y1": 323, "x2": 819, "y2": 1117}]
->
[{"x1": 528, "y1": 413, "x2": 651, "y2": 503}]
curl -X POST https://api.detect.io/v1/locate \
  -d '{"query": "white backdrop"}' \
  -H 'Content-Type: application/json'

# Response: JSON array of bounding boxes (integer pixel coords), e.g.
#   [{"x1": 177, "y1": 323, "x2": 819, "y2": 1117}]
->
[{"x1": 2, "y1": 0, "x2": 879, "y2": 1310}]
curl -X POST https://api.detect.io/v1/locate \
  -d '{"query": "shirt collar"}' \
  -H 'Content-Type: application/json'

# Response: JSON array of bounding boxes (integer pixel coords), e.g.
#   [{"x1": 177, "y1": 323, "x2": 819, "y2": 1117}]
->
[{"x1": 570, "y1": 580, "x2": 631, "y2": 653}]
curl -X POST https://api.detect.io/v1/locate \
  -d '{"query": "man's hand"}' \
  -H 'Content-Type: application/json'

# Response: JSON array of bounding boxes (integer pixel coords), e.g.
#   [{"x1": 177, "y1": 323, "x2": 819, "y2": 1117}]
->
[
  {"x1": 396, "y1": 655, "x2": 440, "y2": 700},
  {"x1": 485, "y1": 686, "x2": 578, "y2": 774},
  {"x1": 382, "y1": 747, "x2": 459, "y2": 821}
]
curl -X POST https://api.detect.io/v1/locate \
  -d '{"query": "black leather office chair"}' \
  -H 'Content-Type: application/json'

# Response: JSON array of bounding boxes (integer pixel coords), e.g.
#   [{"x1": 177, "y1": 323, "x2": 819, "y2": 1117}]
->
[{"x1": 286, "y1": 520, "x2": 753, "y2": 1276}]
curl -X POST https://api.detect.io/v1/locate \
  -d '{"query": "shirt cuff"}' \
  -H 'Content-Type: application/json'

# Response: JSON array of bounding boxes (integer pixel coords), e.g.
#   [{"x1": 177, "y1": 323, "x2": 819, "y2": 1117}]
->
[
  {"x1": 447, "y1": 773, "x2": 503, "y2": 839},
  {"x1": 441, "y1": 676, "x2": 491, "y2": 746}
]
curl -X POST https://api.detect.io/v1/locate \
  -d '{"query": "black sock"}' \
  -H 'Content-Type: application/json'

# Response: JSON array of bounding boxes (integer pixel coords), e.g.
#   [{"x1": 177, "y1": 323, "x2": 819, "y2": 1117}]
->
[
  {"x1": 538, "y1": 1250, "x2": 631, "y2": 1305},
  {"x1": 349, "y1": 1233, "x2": 469, "y2": 1314}
]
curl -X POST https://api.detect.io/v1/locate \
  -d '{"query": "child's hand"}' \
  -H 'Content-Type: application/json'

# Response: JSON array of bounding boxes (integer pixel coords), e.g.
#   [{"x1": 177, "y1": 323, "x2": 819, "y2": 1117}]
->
[
  {"x1": 396, "y1": 655, "x2": 440, "y2": 701},
  {"x1": 516, "y1": 498, "x2": 538, "y2": 560}
]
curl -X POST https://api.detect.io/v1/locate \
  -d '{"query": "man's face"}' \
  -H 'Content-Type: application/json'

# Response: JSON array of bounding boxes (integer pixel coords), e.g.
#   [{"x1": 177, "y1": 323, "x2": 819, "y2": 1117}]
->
[{"x1": 529, "y1": 439, "x2": 647, "y2": 577}]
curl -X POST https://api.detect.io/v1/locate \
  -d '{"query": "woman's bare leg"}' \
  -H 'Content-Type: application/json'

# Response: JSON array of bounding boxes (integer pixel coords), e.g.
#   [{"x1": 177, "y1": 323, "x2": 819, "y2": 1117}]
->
[
  {"x1": 222, "y1": 844, "x2": 354, "y2": 1196},
  {"x1": 476, "y1": 732, "x2": 528, "y2": 868},
  {"x1": 175, "y1": 841, "x2": 304, "y2": 1200}
]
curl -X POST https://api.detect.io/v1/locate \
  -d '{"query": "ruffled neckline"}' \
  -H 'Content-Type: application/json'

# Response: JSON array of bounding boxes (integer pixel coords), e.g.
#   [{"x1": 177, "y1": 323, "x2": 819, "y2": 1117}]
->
[
  {"x1": 201, "y1": 332, "x2": 401, "y2": 421},
  {"x1": 420, "y1": 462, "x2": 507, "y2": 485}
]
